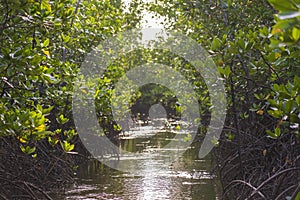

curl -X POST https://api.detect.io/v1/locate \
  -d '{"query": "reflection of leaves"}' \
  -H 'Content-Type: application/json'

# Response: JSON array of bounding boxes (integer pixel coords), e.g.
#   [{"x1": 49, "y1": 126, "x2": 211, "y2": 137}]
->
[
  {"x1": 184, "y1": 133, "x2": 191, "y2": 142},
  {"x1": 211, "y1": 137, "x2": 219, "y2": 147},
  {"x1": 175, "y1": 125, "x2": 181, "y2": 130}
]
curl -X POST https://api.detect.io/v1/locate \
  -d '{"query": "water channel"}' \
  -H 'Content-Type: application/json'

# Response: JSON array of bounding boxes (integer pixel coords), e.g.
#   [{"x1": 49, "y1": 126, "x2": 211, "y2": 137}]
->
[
  {"x1": 61, "y1": 123, "x2": 220, "y2": 200},
  {"x1": 59, "y1": 2, "x2": 222, "y2": 198}
]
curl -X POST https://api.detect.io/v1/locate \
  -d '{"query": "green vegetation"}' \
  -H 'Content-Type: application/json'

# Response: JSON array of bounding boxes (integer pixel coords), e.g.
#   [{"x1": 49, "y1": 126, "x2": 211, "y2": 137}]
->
[
  {"x1": 0, "y1": 0, "x2": 299, "y2": 199},
  {"x1": 0, "y1": 0, "x2": 140, "y2": 198},
  {"x1": 146, "y1": 0, "x2": 299, "y2": 199}
]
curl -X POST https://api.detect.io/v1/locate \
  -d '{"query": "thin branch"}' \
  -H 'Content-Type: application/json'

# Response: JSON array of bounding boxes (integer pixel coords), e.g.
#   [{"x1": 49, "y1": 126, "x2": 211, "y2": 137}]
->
[
  {"x1": 260, "y1": 52, "x2": 281, "y2": 82},
  {"x1": 224, "y1": 180, "x2": 266, "y2": 199},
  {"x1": 0, "y1": 193, "x2": 9, "y2": 200},
  {"x1": 249, "y1": 167, "x2": 300, "y2": 198},
  {"x1": 16, "y1": 181, "x2": 53, "y2": 200}
]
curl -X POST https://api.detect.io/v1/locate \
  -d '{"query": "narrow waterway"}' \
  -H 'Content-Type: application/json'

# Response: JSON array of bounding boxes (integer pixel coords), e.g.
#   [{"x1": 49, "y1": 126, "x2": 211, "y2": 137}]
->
[{"x1": 62, "y1": 124, "x2": 220, "y2": 200}]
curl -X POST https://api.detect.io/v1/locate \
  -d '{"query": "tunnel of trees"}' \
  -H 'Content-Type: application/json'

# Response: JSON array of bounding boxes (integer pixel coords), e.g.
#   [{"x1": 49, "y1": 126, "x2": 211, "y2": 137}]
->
[{"x1": 0, "y1": 0, "x2": 299, "y2": 199}]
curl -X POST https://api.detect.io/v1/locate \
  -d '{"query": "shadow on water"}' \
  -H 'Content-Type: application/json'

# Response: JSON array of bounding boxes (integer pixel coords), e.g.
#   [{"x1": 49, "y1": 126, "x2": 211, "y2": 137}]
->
[{"x1": 61, "y1": 126, "x2": 221, "y2": 200}]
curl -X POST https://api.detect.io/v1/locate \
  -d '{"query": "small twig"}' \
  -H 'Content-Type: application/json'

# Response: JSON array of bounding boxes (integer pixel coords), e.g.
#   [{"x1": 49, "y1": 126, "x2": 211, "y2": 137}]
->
[
  {"x1": 223, "y1": 180, "x2": 266, "y2": 199},
  {"x1": 23, "y1": 182, "x2": 38, "y2": 200},
  {"x1": 260, "y1": 52, "x2": 281, "y2": 82},
  {"x1": 0, "y1": 193, "x2": 9, "y2": 200},
  {"x1": 16, "y1": 181, "x2": 53, "y2": 200}
]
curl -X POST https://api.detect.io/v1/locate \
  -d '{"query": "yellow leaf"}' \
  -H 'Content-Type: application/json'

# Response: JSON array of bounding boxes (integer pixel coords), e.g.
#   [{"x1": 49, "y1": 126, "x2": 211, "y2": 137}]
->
[
  {"x1": 81, "y1": 89, "x2": 88, "y2": 94},
  {"x1": 292, "y1": 27, "x2": 300, "y2": 41},
  {"x1": 18, "y1": 137, "x2": 27, "y2": 143},
  {"x1": 256, "y1": 109, "x2": 264, "y2": 115},
  {"x1": 264, "y1": 94, "x2": 270, "y2": 100},
  {"x1": 35, "y1": 124, "x2": 45, "y2": 132},
  {"x1": 41, "y1": 0, "x2": 51, "y2": 12},
  {"x1": 275, "y1": 53, "x2": 281, "y2": 59},
  {"x1": 42, "y1": 49, "x2": 50, "y2": 57}
]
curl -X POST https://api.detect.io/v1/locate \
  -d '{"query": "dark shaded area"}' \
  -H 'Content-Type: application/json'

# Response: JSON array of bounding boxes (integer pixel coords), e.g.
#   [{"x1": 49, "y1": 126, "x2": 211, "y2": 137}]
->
[
  {"x1": 0, "y1": 137, "x2": 75, "y2": 199},
  {"x1": 131, "y1": 83, "x2": 180, "y2": 120}
]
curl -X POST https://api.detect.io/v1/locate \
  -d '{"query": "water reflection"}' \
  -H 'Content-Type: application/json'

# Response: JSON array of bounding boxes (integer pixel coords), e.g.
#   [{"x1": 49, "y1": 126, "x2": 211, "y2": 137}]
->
[{"x1": 63, "y1": 127, "x2": 219, "y2": 199}]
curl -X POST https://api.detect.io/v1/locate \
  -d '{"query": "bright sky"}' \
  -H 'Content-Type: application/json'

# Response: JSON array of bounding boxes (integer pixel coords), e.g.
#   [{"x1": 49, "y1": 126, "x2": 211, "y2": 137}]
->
[{"x1": 122, "y1": 0, "x2": 165, "y2": 29}]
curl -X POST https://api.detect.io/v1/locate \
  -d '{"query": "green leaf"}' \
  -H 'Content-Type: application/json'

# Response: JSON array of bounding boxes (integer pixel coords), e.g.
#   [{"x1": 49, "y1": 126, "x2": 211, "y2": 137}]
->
[
  {"x1": 273, "y1": 84, "x2": 280, "y2": 92},
  {"x1": 41, "y1": 0, "x2": 51, "y2": 11},
  {"x1": 254, "y1": 93, "x2": 261, "y2": 100},
  {"x1": 211, "y1": 37, "x2": 222, "y2": 51},
  {"x1": 295, "y1": 76, "x2": 300, "y2": 88},
  {"x1": 42, "y1": 106, "x2": 54, "y2": 115},
  {"x1": 57, "y1": 114, "x2": 69, "y2": 124},
  {"x1": 292, "y1": 27, "x2": 300, "y2": 41},
  {"x1": 274, "y1": 127, "x2": 281, "y2": 137},
  {"x1": 268, "y1": 109, "x2": 283, "y2": 118},
  {"x1": 284, "y1": 100, "x2": 294, "y2": 113},
  {"x1": 296, "y1": 95, "x2": 300, "y2": 105},
  {"x1": 184, "y1": 133, "x2": 192, "y2": 142},
  {"x1": 227, "y1": 0, "x2": 232, "y2": 7},
  {"x1": 211, "y1": 137, "x2": 219, "y2": 146},
  {"x1": 223, "y1": 66, "x2": 231, "y2": 77},
  {"x1": 43, "y1": 39, "x2": 50, "y2": 47},
  {"x1": 20, "y1": 146, "x2": 36, "y2": 155},
  {"x1": 266, "y1": 130, "x2": 277, "y2": 139},
  {"x1": 36, "y1": 104, "x2": 43, "y2": 113},
  {"x1": 268, "y1": 0, "x2": 298, "y2": 12},
  {"x1": 218, "y1": 66, "x2": 231, "y2": 78},
  {"x1": 227, "y1": 132, "x2": 235, "y2": 141},
  {"x1": 295, "y1": 191, "x2": 300, "y2": 200},
  {"x1": 60, "y1": 141, "x2": 74, "y2": 152},
  {"x1": 271, "y1": 20, "x2": 295, "y2": 34},
  {"x1": 237, "y1": 39, "x2": 245, "y2": 50},
  {"x1": 48, "y1": 136, "x2": 58, "y2": 146},
  {"x1": 62, "y1": 34, "x2": 71, "y2": 43},
  {"x1": 290, "y1": 113, "x2": 300, "y2": 123}
]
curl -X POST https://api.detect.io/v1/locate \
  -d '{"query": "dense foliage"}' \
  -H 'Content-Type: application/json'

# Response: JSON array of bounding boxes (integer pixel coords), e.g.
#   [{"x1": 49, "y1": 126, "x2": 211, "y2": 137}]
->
[
  {"x1": 0, "y1": 0, "x2": 139, "y2": 198},
  {"x1": 145, "y1": 0, "x2": 299, "y2": 199},
  {"x1": 0, "y1": 0, "x2": 299, "y2": 199}
]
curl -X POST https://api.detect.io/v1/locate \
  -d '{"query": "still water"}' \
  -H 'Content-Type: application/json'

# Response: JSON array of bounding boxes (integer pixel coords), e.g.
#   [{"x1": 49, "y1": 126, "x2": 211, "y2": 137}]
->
[{"x1": 63, "y1": 126, "x2": 220, "y2": 200}]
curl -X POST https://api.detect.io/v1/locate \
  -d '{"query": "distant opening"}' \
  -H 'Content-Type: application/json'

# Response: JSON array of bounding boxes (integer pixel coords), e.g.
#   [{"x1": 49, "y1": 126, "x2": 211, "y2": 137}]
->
[{"x1": 130, "y1": 83, "x2": 180, "y2": 121}]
